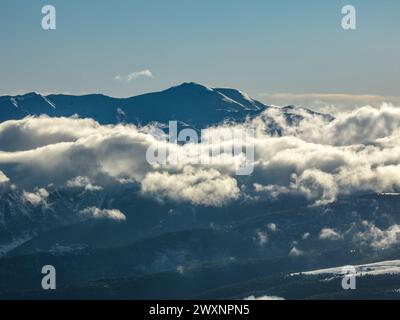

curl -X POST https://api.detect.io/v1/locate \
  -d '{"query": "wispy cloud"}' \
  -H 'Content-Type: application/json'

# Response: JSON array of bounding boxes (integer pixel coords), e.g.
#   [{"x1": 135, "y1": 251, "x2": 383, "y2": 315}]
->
[
  {"x1": 114, "y1": 70, "x2": 154, "y2": 82},
  {"x1": 80, "y1": 207, "x2": 126, "y2": 221}
]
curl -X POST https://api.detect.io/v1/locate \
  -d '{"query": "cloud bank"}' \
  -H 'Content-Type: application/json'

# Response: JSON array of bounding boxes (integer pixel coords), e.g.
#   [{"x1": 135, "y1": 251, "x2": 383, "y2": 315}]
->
[{"x1": 0, "y1": 103, "x2": 400, "y2": 207}]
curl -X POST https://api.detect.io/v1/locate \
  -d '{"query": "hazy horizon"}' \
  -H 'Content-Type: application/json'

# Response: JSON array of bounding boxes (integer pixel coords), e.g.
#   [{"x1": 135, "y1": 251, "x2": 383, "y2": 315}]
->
[{"x1": 1, "y1": 0, "x2": 400, "y2": 111}]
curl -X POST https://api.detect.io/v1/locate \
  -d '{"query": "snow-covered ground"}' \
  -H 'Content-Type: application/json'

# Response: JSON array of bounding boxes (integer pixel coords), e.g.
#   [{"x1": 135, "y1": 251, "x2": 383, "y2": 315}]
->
[{"x1": 294, "y1": 260, "x2": 400, "y2": 277}]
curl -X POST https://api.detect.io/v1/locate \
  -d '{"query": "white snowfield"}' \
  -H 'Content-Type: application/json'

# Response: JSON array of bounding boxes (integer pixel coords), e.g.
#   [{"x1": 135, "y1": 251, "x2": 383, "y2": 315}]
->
[{"x1": 294, "y1": 260, "x2": 400, "y2": 277}]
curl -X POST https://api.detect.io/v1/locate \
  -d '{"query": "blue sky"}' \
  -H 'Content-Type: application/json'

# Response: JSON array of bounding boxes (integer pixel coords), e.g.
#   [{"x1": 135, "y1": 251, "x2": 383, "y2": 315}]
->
[{"x1": 0, "y1": 0, "x2": 399, "y2": 106}]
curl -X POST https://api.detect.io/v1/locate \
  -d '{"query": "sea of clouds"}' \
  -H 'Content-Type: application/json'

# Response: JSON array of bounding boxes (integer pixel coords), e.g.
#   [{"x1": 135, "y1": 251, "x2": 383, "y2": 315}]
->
[{"x1": 0, "y1": 103, "x2": 400, "y2": 208}]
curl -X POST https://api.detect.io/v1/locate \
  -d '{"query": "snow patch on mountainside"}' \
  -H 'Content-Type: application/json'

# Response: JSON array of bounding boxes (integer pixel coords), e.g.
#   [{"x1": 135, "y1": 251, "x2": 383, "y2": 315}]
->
[
  {"x1": 41, "y1": 95, "x2": 56, "y2": 109},
  {"x1": 10, "y1": 97, "x2": 18, "y2": 108}
]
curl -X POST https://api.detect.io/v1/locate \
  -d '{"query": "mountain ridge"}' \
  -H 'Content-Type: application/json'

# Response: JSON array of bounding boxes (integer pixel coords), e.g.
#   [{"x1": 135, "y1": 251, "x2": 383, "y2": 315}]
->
[
  {"x1": 0, "y1": 82, "x2": 332, "y2": 128},
  {"x1": 0, "y1": 83, "x2": 267, "y2": 127}
]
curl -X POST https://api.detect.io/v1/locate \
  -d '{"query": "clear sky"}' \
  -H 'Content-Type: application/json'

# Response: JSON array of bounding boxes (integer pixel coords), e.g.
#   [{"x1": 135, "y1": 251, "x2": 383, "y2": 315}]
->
[{"x1": 1, "y1": 0, "x2": 399, "y2": 107}]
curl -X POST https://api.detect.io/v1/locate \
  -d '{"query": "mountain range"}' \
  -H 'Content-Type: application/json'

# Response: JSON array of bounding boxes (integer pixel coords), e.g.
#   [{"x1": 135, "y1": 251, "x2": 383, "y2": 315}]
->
[
  {"x1": 0, "y1": 83, "x2": 399, "y2": 300},
  {"x1": 0, "y1": 83, "x2": 265, "y2": 126},
  {"x1": 0, "y1": 82, "x2": 331, "y2": 127}
]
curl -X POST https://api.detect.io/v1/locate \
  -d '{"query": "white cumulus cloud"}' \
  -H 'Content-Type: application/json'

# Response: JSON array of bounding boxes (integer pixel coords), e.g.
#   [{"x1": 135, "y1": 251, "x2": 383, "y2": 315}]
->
[
  {"x1": 66, "y1": 176, "x2": 103, "y2": 191},
  {"x1": 80, "y1": 207, "x2": 126, "y2": 221},
  {"x1": 319, "y1": 228, "x2": 342, "y2": 241},
  {"x1": 22, "y1": 188, "x2": 49, "y2": 207},
  {"x1": 141, "y1": 167, "x2": 240, "y2": 207},
  {"x1": 355, "y1": 221, "x2": 400, "y2": 249}
]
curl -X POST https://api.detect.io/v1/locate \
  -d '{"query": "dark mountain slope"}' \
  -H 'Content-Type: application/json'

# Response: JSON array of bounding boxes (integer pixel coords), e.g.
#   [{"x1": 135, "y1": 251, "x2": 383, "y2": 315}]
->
[{"x1": 0, "y1": 83, "x2": 268, "y2": 127}]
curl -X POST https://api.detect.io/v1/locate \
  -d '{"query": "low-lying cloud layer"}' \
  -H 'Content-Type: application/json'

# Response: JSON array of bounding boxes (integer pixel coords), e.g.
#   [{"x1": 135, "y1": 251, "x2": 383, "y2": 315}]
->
[{"x1": 0, "y1": 103, "x2": 400, "y2": 207}]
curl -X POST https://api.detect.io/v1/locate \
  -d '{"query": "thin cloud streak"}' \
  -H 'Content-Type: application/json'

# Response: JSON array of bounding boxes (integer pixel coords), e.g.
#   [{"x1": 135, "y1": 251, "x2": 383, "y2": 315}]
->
[{"x1": 114, "y1": 70, "x2": 154, "y2": 82}]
